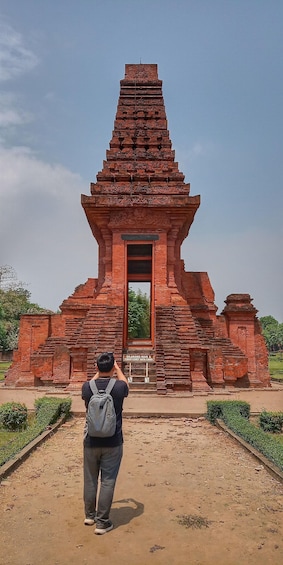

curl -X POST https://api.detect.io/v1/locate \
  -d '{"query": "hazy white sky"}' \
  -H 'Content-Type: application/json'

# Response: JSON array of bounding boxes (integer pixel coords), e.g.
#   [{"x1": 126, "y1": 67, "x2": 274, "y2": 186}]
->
[{"x1": 0, "y1": 0, "x2": 282, "y2": 321}]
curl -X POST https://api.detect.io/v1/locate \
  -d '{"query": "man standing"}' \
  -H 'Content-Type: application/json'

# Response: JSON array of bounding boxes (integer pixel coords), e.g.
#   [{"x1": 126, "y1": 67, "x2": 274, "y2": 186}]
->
[{"x1": 82, "y1": 352, "x2": 129, "y2": 535}]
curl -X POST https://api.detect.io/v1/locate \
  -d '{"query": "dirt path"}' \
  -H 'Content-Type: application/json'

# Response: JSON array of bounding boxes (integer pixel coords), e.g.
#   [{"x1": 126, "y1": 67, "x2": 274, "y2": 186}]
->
[{"x1": 1, "y1": 417, "x2": 283, "y2": 565}]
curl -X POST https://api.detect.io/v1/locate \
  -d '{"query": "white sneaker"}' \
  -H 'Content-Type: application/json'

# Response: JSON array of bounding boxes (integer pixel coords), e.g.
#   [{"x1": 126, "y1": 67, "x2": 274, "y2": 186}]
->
[{"x1": 84, "y1": 517, "x2": 95, "y2": 526}]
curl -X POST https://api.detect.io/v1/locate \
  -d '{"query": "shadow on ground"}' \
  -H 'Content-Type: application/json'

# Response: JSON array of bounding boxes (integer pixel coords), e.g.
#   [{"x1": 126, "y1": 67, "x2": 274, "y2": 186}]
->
[{"x1": 110, "y1": 498, "x2": 144, "y2": 528}]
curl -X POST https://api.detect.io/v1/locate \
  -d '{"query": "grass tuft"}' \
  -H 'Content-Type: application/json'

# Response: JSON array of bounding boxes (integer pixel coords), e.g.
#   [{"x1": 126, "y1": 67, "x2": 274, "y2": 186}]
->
[{"x1": 177, "y1": 514, "x2": 211, "y2": 529}]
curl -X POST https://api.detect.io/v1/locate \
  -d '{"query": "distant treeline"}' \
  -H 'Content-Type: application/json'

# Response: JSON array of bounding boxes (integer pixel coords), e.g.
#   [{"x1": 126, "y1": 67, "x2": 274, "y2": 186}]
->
[
  {"x1": 260, "y1": 316, "x2": 283, "y2": 353},
  {"x1": 0, "y1": 265, "x2": 50, "y2": 352}
]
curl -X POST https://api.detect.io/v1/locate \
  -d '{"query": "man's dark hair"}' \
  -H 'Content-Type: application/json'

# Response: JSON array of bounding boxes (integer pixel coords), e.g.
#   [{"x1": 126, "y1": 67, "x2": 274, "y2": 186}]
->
[{"x1": 96, "y1": 352, "x2": 115, "y2": 374}]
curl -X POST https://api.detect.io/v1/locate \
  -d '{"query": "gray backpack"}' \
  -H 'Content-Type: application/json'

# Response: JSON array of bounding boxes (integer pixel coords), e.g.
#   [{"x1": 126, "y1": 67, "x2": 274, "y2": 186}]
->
[{"x1": 87, "y1": 378, "x2": 116, "y2": 437}]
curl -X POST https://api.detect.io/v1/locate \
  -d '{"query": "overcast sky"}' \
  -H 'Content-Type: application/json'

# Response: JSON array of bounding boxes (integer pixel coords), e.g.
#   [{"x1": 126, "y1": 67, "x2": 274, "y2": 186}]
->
[{"x1": 0, "y1": 0, "x2": 282, "y2": 321}]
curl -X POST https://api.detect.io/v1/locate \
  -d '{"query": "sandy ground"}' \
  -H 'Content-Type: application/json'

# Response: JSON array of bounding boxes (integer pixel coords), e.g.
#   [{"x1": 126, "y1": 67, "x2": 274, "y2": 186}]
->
[{"x1": 0, "y1": 416, "x2": 283, "y2": 565}]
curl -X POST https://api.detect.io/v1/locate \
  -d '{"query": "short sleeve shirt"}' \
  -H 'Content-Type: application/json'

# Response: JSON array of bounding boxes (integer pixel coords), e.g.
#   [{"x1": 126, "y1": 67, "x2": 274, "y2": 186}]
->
[{"x1": 82, "y1": 378, "x2": 129, "y2": 447}]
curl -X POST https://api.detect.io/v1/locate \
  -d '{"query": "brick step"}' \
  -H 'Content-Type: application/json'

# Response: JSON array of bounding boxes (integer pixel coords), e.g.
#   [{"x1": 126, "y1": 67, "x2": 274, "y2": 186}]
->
[
  {"x1": 194, "y1": 318, "x2": 247, "y2": 357},
  {"x1": 155, "y1": 304, "x2": 203, "y2": 390},
  {"x1": 65, "y1": 317, "x2": 84, "y2": 340},
  {"x1": 128, "y1": 383, "x2": 157, "y2": 394},
  {"x1": 213, "y1": 341, "x2": 246, "y2": 357},
  {"x1": 32, "y1": 338, "x2": 69, "y2": 356},
  {"x1": 197, "y1": 320, "x2": 215, "y2": 337},
  {"x1": 127, "y1": 340, "x2": 153, "y2": 347},
  {"x1": 80, "y1": 305, "x2": 124, "y2": 379}
]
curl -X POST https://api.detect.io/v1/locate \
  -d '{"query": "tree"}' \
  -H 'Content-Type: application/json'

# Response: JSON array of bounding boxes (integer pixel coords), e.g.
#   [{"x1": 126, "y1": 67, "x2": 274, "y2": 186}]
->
[
  {"x1": 128, "y1": 288, "x2": 150, "y2": 339},
  {"x1": 0, "y1": 266, "x2": 48, "y2": 351},
  {"x1": 0, "y1": 265, "x2": 21, "y2": 290},
  {"x1": 260, "y1": 316, "x2": 278, "y2": 331},
  {"x1": 278, "y1": 324, "x2": 283, "y2": 351},
  {"x1": 260, "y1": 316, "x2": 283, "y2": 353}
]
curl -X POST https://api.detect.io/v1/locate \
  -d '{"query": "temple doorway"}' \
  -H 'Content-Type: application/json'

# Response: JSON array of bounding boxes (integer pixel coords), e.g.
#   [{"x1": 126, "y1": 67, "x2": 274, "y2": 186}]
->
[
  {"x1": 127, "y1": 281, "x2": 151, "y2": 340},
  {"x1": 125, "y1": 243, "x2": 153, "y2": 346},
  {"x1": 123, "y1": 242, "x2": 155, "y2": 387}
]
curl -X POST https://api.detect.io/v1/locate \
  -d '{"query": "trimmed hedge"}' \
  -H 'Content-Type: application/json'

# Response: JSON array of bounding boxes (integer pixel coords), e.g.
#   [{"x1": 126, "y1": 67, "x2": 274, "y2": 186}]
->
[
  {"x1": 206, "y1": 400, "x2": 283, "y2": 473},
  {"x1": 207, "y1": 400, "x2": 250, "y2": 425},
  {"x1": 259, "y1": 411, "x2": 283, "y2": 434},
  {"x1": 0, "y1": 396, "x2": 72, "y2": 467}
]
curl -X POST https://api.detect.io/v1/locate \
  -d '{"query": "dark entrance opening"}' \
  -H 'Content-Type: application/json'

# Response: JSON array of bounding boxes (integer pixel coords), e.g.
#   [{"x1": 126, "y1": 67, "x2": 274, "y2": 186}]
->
[{"x1": 126, "y1": 243, "x2": 153, "y2": 343}]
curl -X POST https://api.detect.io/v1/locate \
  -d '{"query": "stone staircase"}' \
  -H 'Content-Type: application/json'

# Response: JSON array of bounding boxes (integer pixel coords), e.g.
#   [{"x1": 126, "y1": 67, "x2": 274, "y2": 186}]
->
[
  {"x1": 74, "y1": 304, "x2": 124, "y2": 379},
  {"x1": 154, "y1": 305, "x2": 249, "y2": 392},
  {"x1": 65, "y1": 316, "x2": 85, "y2": 344},
  {"x1": 195, "y1": 317, "x2": 247, "y2": 359},
  {"x1": 155, "y1": 304, "x2": 206, "y2": 393},
  {"x1": 30, "y1": 305, "x2": 124, "y2": 383},
  {"x1": 195, "y1": 317, "x2": 248, "y2": 384}
]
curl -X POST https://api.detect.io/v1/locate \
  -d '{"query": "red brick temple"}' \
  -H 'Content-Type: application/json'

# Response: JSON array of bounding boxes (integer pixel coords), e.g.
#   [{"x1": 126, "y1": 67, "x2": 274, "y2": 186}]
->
[{"x1": 6, "y1": 64, "x2": 270, "y2": 393}]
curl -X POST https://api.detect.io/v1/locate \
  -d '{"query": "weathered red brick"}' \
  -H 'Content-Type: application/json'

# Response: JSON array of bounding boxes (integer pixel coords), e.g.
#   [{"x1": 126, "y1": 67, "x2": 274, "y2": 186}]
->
[{"x1": 5, "y1": 64, "x2": 270, "y2": 391}]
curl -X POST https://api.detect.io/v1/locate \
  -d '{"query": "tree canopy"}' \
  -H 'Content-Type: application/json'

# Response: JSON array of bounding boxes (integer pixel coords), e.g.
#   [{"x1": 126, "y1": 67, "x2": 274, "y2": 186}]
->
[
  {"x1": 0, "y1": 265, "x2": 48, "y2": 351},
  {"x1": 260, "y1": 316, "x2": 283, "y2": 353},
  {"x1": 128, "y1": 287, "x2": 150, "y2": 339}
]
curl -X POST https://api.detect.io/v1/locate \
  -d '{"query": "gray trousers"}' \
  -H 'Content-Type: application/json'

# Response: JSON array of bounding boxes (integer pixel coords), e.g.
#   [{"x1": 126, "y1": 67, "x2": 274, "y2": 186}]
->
[{"x1": 83, "y1": 445, "x2": 123, "y2": 525}]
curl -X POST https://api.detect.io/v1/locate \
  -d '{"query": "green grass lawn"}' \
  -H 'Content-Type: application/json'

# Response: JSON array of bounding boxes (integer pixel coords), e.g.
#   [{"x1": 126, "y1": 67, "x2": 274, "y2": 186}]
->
[
  {"x1": 269, "y1": 353, "x2": 283, "y2": 382},
  {"x1": 251, "y1": 415, "x2": 283, "y2": 446},
  {"x1": 0, "y1": 361, "x2": 11, "y2": 382},
  {"x1": 0, "y1": 413, "x2": 36, "y2": 449}
]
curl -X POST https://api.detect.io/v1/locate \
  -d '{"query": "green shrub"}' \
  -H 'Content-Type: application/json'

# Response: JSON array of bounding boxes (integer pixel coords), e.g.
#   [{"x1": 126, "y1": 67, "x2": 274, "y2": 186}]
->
[
  {"x1": 34, "y1": 396, "x2": 72, "y2": 424},
  {"x1": 206, "y1": 400, "x2": 283, "y2": 473},
  {"x1": 0, "y1": 396, "x2": 72, "y2": 467},
  {"x1": 259, "y1": 411, "x2": 283, "y2": 433},
  {"x1": 0, "y1": 402, "x2": 28, "y2": 431},
  {"x1": 206, "y1": 400, "x2": 250, "y2": 425}
]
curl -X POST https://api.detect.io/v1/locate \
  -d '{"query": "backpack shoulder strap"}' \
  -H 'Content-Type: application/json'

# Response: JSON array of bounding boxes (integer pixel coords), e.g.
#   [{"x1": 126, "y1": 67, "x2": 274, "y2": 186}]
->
[
  {"x1": 89, "y1": 379, "x2": 98, "y2": 395},
  {"x1": 105, "y1": 377, "x2": 116, "y2": 395}
]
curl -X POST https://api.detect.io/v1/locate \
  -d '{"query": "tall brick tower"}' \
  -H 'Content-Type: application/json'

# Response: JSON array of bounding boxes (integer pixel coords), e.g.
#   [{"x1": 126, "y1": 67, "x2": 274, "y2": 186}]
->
[{"x1": 6, "y1": 64, "x2": 270, "y2": 392}]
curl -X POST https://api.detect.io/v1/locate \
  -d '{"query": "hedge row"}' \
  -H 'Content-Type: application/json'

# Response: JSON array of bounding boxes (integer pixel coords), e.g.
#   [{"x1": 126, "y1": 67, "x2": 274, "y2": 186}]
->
[
  {"x1": 259, "y1": 411, "x2": 283, "y2": 433},
  {"x1": 0, "y1": 397, "x2": 72, "y2": 467},
  {"x1": 207, "y1": 400, "x2": 283, "y2": 473}
]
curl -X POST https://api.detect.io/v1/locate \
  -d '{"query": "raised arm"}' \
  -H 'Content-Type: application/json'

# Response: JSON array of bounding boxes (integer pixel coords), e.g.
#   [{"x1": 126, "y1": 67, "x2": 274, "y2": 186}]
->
[{"x1": 114, "y1": 360, "x2": 128, "y2": 386}]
